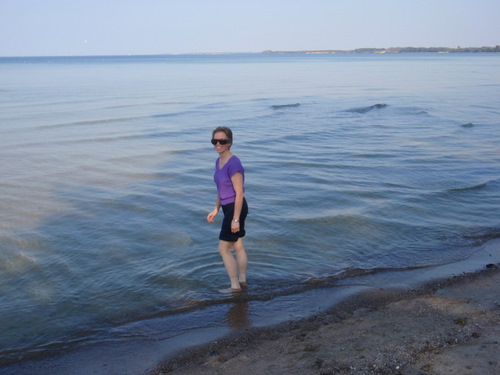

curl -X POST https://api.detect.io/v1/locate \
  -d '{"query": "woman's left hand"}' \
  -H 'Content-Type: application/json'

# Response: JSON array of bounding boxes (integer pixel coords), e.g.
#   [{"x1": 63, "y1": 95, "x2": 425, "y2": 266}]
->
[{"x1": 231, "y1": 221, "x2": 240, "y2": 233}]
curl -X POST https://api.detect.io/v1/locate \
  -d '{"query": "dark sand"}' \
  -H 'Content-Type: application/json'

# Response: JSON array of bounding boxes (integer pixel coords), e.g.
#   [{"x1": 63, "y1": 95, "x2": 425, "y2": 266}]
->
[{"x1": 150, "y1": 266, "x2": 500, "y2": 375}]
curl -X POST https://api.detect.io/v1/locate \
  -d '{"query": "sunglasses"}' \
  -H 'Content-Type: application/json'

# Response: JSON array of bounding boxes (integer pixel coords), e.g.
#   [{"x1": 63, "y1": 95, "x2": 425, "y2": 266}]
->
[{"x1": 211, "y1": 138, "x2": 230, "y2": 145}]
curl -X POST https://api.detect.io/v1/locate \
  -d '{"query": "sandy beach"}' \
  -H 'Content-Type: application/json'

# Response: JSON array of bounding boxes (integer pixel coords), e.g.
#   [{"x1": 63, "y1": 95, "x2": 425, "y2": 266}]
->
[{"x1": 150, "y1": 265, "x2": 500, "y2": 375}]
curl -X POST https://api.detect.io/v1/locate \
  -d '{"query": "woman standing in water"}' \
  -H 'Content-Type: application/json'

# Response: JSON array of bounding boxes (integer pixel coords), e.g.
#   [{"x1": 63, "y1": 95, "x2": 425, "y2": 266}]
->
[{"x1": 207, "y1": 126, "x2": 249, "y2": 294}]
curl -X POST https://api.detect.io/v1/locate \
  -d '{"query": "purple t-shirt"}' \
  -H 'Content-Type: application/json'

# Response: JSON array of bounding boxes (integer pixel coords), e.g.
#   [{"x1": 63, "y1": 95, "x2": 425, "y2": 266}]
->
[{"x1": 214, "y1": 155, "x2": 245, "y2": 205}]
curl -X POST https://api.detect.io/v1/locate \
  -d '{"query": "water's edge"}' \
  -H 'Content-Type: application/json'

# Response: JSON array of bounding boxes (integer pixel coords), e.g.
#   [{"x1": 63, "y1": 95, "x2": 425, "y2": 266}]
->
[{"x1": 2, "y1": 238, "x2": 499, "y2": 375}]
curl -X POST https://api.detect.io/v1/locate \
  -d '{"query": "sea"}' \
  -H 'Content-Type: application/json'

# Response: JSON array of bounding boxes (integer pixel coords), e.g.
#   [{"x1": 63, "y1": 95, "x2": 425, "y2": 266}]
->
[{"x1": 1, "y1": 53, "x2": 500, "y2": 374}]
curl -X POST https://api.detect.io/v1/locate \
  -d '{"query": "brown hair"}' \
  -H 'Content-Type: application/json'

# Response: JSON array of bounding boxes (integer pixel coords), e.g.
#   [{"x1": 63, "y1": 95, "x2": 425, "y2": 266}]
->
[{"x1": 212, "y1": 126, "x2": 233, "y2": 148}]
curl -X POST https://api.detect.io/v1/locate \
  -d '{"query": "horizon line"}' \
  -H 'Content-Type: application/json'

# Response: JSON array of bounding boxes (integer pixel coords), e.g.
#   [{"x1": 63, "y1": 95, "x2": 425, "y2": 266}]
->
[{"x1": 1, "y1": 45, "x2": 499, "y2": 59}]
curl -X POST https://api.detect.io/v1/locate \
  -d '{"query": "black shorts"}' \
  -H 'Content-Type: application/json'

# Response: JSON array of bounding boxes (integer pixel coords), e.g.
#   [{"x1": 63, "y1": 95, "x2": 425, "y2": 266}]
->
[{"x1": 219, "y1": 198, "x2": 248, "y2": 242}]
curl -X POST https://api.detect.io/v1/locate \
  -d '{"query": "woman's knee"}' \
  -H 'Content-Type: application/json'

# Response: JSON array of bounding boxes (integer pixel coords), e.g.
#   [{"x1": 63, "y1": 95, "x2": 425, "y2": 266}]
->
[
  {"x1": 218, "y1": 240, "x2": 232, "y2": 254},
  {"x1": 232, "y1": 239, "x2": 245, "y2": 252}
]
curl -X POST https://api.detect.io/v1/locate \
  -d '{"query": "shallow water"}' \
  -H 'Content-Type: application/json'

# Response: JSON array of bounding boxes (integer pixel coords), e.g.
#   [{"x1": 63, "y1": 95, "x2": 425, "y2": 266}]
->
[{"x1": 1, "y1": 53, "x2": 500, "y2": 364}]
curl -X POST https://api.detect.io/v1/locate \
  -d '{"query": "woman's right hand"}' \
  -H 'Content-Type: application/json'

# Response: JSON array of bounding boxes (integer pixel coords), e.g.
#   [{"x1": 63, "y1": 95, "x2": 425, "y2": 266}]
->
[{"x1": 207, "y1": 209, "x2": 218, "y2": 223}]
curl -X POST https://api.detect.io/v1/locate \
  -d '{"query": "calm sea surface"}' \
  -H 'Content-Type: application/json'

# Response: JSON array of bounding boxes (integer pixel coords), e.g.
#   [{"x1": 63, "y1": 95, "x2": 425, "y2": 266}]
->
[{"x1": 1, "y1": 53, "x2": 500, "y2": 365}]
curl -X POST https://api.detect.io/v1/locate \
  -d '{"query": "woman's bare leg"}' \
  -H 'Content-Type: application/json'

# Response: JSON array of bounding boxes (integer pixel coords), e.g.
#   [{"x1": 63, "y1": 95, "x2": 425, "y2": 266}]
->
[
  {"x1": 218, "y1": 240, "x2": 241, "y2": 290},
  {"x1": 232, "y1": 238, "x2": 247, "y2": 284}
]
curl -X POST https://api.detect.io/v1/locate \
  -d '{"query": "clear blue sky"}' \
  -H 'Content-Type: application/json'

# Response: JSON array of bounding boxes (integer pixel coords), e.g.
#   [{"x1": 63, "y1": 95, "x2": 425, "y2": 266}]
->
[{"x1": 1, "y1": 0, "x2": 499, "y2": 56}]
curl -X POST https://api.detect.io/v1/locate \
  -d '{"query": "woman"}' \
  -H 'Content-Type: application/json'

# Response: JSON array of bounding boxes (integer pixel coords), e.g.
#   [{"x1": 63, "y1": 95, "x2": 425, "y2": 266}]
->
[{"x1": 207, "y1": 126, "x2": 249, "y2": 294}]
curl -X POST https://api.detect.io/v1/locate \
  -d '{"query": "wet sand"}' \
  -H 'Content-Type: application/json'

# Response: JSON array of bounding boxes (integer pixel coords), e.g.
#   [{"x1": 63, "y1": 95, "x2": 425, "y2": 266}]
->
[{"x1": 150, "y1": 265, "x2": 500, "y2": 375}]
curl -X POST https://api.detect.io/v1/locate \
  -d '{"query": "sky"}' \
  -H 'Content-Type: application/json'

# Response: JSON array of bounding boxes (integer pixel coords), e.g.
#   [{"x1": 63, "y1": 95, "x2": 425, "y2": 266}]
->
[{"x1": 1, "y1": 0, "x2": 499, "y2": 57}]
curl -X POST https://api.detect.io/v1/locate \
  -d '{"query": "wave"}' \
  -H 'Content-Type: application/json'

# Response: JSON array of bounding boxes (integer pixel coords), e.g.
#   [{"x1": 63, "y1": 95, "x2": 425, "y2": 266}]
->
[
  {"x1": 33, "y1": 115, "x2": 149, "y2": 131},
  {"x1": 346, "y1": 103, "x2": 387, "y2": 114},
  {"x1": 102, "y1": 264, "x2": 431, "y2": 325},
  {"x1": 105, "y1": 101, "x2": 188, "y2": 110},
  {"x1": 304, "y1": 264, "x2": 438, "y2": 286},
  {"x1": 462, "y1": 228, "x2": 500, "y2": 245},
  {"x1": 153, "y1": 110, "x2": 202, "y2": 118},
  {"x1": 448, "y1": 182, "x2": 487, "y2": 192},
  {"x1": 447, "y1": 178, "x2": 500, "y2": 193},
  {"x1": 2, "y1": 130, "x2": 178, "y2": 150},
  {"x1": 393, "y1": 106, "x2": 429, "y2": 116},
  {"x1": 93, "y1": 256, "x2": 482, "y2": 327},
  {"x1": 271, "y1": 103, "x2": 300, "y2": 110}
]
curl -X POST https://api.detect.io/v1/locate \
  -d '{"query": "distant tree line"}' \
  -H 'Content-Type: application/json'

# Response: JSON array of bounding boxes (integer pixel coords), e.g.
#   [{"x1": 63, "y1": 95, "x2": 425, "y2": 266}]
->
[
  {"x1": 263, "y1": 46, "x2": 500, "y2": 54},
  {"x1": 367, "y1": 46, "x2": 500, "y2": 53}
]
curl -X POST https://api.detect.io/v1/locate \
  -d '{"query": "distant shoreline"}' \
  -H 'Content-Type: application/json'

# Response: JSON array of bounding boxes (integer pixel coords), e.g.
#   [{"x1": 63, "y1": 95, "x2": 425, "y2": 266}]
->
[
  {"x1": 262, "y1": 45, "x2": 500, "y2": 54},
  {"x1": 1, "y1": 45, "x2": 500, "y2": 59}
]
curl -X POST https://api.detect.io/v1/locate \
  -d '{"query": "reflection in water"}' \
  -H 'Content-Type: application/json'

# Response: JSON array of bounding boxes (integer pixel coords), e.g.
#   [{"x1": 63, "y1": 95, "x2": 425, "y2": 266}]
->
[{"x1": 226, "y1": 296, "x2": 251, "y2": 329}]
